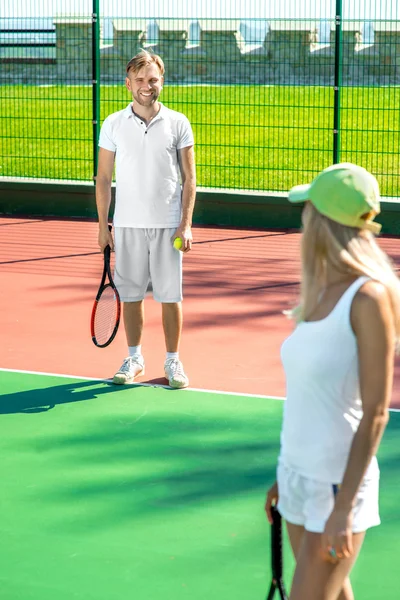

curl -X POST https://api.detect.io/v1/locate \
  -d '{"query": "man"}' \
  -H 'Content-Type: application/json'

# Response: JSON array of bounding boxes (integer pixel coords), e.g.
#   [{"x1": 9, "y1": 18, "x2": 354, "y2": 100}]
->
[{"x1": 96, "y1": 50, "x2": 196, "y2": 388}]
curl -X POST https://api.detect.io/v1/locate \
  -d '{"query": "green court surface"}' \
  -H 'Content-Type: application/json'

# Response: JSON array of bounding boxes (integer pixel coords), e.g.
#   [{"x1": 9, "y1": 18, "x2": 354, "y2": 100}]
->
[{"x1": 0, "y1": 370, "x2": 399, "y2": 599}]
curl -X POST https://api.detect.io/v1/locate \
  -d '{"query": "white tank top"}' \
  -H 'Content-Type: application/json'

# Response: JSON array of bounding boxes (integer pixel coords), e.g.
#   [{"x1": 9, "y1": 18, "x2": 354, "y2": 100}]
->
[{"x1": 279, "y1": 276, "x2": 379, "y2": 483}]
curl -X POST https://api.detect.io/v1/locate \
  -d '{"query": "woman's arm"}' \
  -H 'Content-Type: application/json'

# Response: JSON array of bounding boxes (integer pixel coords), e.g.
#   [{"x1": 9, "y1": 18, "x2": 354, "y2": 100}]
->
[
  {"x1": 322, "y1": 280, "x2": 394, "y2": 559},
  {"x1": 336, "y1": 281, "x2": 393, "y2": 509}
]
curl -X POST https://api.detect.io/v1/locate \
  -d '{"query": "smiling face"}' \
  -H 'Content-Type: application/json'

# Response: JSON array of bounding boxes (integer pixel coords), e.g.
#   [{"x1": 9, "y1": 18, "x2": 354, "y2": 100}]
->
[{"x1": 125, "y1": 63, "x2": 163, "y2": 109}]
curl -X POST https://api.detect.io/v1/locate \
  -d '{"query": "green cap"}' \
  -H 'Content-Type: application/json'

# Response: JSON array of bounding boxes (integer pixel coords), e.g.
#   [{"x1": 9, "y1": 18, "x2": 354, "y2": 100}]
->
[{"x1": 288, "y1": 163, "x2": 381, "y2": 234}]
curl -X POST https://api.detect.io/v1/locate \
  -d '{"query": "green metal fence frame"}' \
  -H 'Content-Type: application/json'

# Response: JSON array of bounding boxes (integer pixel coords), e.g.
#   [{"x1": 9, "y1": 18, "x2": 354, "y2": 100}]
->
[
  {"x1": 90, "y1": 1, "x2": 347, "y2": 180},
  {"x1": 92, "y1": 0, "x2": 101, "y2": 178},
  {"x1": 1, "y1": 0, "x2": 399, "y2": 196},
  {"x1": 333, "y1": 0, "x2": 343, "y2": 164},
  {"x1": 87, "y1": 0, "x2": 374, "y2": 181}
]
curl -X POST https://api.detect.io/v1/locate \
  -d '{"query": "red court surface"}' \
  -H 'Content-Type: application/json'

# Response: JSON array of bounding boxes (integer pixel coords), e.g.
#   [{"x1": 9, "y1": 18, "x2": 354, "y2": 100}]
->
[{"x1": 1, "y1": 216, "x2": 400, "y2": 407}]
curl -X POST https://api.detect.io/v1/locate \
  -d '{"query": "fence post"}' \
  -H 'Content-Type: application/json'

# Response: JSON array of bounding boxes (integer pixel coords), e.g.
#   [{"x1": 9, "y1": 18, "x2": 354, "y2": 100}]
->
[
  {"x1": 333, "y1": 0, "x2": 343, "y2": 164},
  {"x1": 92, "y1": 0, "x2": 100, "y2": 181}
]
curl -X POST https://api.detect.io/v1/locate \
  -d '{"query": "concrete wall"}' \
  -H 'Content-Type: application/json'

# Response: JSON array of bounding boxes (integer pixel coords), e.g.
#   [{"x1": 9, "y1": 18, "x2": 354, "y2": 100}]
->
[
  {"x1": 54, "y1": 18, "x2": 92, "y2": 81},
  {"x1": 1, "y1": 179, "x2": 400, "y2": 234},
  {"x1": 0, "y1": 19, "x2": 400, "y2": 86}
]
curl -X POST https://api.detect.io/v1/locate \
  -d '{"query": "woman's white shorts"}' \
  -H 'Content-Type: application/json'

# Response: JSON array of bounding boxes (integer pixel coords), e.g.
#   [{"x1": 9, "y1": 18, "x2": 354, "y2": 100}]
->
[
  {"x1": 113, "y1": 227, "x2": 183, "y2": 303},
  {"x1": 277, "y1": 459, "x2": 381, "y2": 534}
]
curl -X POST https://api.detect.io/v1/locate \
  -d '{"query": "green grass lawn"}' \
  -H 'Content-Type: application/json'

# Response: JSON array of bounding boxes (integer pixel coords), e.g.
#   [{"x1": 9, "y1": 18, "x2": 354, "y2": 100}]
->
[{"x1": 1, "y1": 84, "x2": 400, "y2": 196}]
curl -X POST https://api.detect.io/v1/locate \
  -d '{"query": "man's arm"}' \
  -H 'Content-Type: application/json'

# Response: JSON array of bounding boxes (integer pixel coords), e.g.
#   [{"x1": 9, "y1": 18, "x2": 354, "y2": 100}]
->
[
  {"x1": 96, "y1": 147, "x2": 115, "y2": 251},
  {"x1": 176, "y1": 145, "x2": 196, "y2": 252}
]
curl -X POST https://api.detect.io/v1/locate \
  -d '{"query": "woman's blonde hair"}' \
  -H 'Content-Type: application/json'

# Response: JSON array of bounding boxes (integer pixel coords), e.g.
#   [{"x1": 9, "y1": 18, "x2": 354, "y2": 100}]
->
[
  {"x1": 293, "y1": 202, "x2": 400, "y2": 343},
  {"x1": 126, "y1": 50, "x2": 165, "y2": 77}
]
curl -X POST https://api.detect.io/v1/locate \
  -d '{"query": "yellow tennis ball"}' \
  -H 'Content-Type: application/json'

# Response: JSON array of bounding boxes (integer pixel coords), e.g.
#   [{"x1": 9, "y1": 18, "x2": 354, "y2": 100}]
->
[{"x1": 173, "y1": 237, "x2": 183, "y2": 250}]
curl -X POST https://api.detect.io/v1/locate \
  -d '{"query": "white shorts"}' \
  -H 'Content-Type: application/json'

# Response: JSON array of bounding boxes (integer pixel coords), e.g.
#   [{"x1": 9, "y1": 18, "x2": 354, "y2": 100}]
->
[
  {"x1": 277, "y1": 460, "x2": 381, "y2": 534},
  {"x1": 113, "y1": 227, "x2": 183, "y2": 303}
]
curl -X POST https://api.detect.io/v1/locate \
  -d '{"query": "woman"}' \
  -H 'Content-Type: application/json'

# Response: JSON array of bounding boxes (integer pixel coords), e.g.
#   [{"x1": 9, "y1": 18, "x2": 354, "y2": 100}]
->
[{"x1": 265, "y1": 163, "x2": 400, "y2": 600}]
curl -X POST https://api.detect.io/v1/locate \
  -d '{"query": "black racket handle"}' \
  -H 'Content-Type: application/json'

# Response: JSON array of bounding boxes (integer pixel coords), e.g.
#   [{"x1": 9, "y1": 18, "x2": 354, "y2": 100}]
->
[
  {"x1": 271, "y1": 506, "x2": 284, "y2": 580},
  {"x1": 266, "y1": 582, "x2": 276, "y2": 600},
  {"x1": 103, "y1": 224, "x2": 113, "y2": 261}
]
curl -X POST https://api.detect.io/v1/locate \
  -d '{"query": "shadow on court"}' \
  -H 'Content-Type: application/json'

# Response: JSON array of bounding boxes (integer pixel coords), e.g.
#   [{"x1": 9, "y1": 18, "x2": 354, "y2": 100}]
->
[
  {"x1": 0, "y1": 380, "x2": 134, "y2": 414},
  {"x1": 0, "y1": 377, "x2": 280, "y2": 534},
  {"x1": 1, "y1": 375, "x2": 398, "y2": 532}
]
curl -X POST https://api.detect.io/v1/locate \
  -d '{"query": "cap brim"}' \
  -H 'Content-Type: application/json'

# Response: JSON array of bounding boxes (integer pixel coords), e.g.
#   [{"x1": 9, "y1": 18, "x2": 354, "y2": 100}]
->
[
  {"x1": 362, "y1": 220, "x2": 382, "y2": 234},
  {"x1": 288, "y1": 184, "x2": 311, "y2": 203}
]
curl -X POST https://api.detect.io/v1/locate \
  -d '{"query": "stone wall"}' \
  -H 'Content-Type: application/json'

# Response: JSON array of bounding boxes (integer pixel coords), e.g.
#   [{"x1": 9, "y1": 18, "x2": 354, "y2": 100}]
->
[
  {"x1": 0, "y1": 19, "x2": 399, "y2": 86},
  {"x1": 54, "y1": 18, "x2": 92, "y2": 81}
]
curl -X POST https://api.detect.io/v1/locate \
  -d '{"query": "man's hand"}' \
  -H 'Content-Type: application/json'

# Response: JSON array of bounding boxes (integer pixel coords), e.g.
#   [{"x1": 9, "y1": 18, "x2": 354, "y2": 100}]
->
[
  {"x1": 173, "y1": 225, "x2": 192, "y2": 253},
  {"x1": 98, "y1": 225, "x2": 114, "y2": 253}
]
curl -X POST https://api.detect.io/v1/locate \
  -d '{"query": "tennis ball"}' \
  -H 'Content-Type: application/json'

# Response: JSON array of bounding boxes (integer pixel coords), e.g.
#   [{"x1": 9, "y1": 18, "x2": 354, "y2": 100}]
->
[{"x1": 173, "y1": 237, "x2": 183, "y2": 250}]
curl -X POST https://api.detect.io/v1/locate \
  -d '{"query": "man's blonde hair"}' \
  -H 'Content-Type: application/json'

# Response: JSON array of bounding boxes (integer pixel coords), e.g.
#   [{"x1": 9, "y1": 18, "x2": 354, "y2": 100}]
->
[
  {"x1": 126, "y1": 50, "x2": 165, "y2": 76},
  {"x1": 292, "y1": 203, "x2": 400, "y2": 345}
]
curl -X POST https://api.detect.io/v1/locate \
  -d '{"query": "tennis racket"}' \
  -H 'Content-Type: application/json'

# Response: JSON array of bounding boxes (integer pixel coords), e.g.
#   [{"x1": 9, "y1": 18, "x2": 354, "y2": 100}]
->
[
  {"x1": 91, "y1": 241, "x2": 121, "y2": 348},
  {"x1": 266, "y1": 506, "x2": 289, "y2": 600}
]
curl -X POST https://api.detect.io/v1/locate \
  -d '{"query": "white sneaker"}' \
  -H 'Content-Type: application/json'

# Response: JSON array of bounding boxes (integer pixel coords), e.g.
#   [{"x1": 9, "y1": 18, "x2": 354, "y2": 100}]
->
[
  {"x1": 164, "y1": 358, "x2": 189, "y2": 389},
  {"x1": 113, "y1": 355, "x2": 145, "y2": 385}
]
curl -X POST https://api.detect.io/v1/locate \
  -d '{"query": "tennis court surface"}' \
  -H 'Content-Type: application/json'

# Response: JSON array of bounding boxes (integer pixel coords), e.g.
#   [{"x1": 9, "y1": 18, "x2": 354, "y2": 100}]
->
[
  {"x1": 1, "y1": 370, "x2": 399, "y2": 599},
  {"x1": 1, "y1": 216, "x2": 400, "y2": 598}
]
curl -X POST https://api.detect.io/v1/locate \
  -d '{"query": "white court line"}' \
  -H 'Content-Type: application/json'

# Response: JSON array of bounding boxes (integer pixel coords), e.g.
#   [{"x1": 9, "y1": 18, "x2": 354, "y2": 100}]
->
[
  {"x1": 1, "y1": 367, "x2": 400, "y2": 412},
  {"x1": 0, "y1": 367, "x2": 284, "y2": 401}
]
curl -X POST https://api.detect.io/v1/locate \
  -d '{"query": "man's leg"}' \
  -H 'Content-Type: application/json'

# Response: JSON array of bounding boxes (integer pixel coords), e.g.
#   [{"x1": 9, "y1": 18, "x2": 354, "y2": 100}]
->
[
  {"x1": 113, "y1": 227, "x2": 149, "y2": 384},
  {"x1": 162, "y1": 301, "x2": 182, "y2": 352},
  {"x1": 162, "y1": 301, "x2": 188, "y2": 388},
  {"x1": 124, "y1": 300, "x2": 145, "y2": 346},
  {"x1": 149, "y1": 229, "x2": 187, "y2": 388},
  {"x1": 113, "y1": 300, "x2": 145, "y2": 384}
]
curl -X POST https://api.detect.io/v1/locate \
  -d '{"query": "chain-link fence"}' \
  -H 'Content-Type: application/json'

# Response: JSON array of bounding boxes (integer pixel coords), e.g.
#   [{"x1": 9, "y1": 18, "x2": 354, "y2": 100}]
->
[{"x1": 1, "y1": 0, "x2": 399, "y2": 196}]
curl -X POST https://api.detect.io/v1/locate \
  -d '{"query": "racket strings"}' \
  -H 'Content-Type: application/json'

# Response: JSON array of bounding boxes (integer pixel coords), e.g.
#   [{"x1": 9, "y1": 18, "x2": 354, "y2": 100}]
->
[{"x1": 93, "y1": 286, "x2": 119, "y2": 345}]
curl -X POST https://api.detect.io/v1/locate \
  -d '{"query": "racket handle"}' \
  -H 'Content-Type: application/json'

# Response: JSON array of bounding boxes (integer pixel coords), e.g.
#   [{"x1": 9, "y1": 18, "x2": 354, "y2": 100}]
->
[
  {"x1": 266, "y1": 582, "x2": 276, "y2": 600},
  {"x1": 104, "y1": 224, "x2": 113, "y2": 260},
  {"x1": 271, "y1": 506, "x2": 284, "y2": 580}
]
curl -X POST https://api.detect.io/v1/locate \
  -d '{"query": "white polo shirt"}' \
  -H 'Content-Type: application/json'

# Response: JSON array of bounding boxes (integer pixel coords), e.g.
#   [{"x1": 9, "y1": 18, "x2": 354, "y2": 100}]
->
[{"x1": 98, "y1": 103, "x2": 194, "y2": 228}]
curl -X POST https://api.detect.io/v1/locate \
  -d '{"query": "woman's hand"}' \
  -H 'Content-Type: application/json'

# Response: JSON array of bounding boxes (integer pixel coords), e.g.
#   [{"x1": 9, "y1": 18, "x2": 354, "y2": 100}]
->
[
  {"x1": 265, "y1": 481, "x2": 279, "y2": 525},
  {"x1": 321, "y1": 508, "x2": 354, "y2": 563}
]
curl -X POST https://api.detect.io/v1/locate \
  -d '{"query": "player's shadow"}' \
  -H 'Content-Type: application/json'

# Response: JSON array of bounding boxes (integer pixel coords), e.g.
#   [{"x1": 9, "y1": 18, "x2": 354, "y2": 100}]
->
[
  {"x1": 0, "y1": 380, "x2": 133, "y2": 415},
  {"x1": 143, "y1": 376, "x2": 170, "y2": 387}
]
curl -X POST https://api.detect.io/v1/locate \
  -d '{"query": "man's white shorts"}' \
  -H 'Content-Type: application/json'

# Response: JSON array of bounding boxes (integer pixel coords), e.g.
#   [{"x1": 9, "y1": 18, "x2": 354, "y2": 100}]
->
[
  {"x1": 277, "y1": 459, "x2": 381, "y2": 534},
  {"x1": 113, "y1": 227, "x2": 183, "y2": 303}
]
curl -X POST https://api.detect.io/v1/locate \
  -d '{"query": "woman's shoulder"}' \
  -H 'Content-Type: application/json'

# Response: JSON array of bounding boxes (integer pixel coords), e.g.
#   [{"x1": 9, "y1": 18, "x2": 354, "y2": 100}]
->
[
  {"x1": 351, "y1": 279, "x2": 393, "y2": 332},
  {"x1": 354, "y1": 279, "x2": 389, "y2": 304}
]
